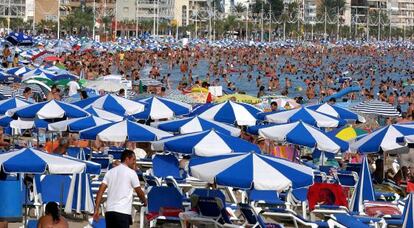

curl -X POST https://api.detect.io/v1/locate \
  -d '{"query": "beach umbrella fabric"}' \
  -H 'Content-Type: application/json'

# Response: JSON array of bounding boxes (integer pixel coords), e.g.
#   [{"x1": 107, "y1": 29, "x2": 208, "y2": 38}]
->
[
  {"x1": 351, "y1": 100, "x2": 400, "y2": 117},
  {"x1": 6, "y1": 66, "x2": 31, "y2": 76},
  {"x1": 0, "y1": 98, "x2": 31, "y2": 115},
  {"x1": 152, "y1": 129, "x2": 260, "y2": 156},
  {"x1": 65, "y1": 173, "x2": 94, "y2": 214},
  {"x1": 257, "y1": 121, "x2": 348, "y2": 153},
  {"x1": 0, "y1": 116, "x2": 48, "y2": 129},
  {"x1": 189, "y1": 152, "x2": 314, "y2": 191},
  {"x1": 349, "y1": 157, "x2": 375, "y2": 213},
  {"x1": 48, "y1": 116, "x2": 111, "y2": 132},
  {"x1": 133, "y1": 96, "x2": 192, "y2": 120},
  {"x1": 7, "y1": 99, "x2": 89, "y2": 120},
  {"x1": 79, "y1": 120, "x2": 172, "y2": 142},
  {"x1": 6, "y1": 32, "x2": 33, "y2": 45},
  {"x1": 74, "y1": 94, "x2": 145, "y2": 116},
  {"x1": 153, "y1": 116, "x2": 241, "y2": 137},
  {"x1": 350, "y1": 125, "x2": 414, "y2": 153},
  {"x1": 186, "y1": 103, "x2": 215, "y2": 117},
  {"x1": 0, "y1": 71, "x2": 20, "y2": 83},
  {"x1": 263, "y1": 107, "x2": 346, "y2": 128},
  {"x1": 403, "y1": 193, "x2": 414, "y2": 228},
  {"x1": 307, "y1": 103, "x2": 366, "y2": 123},
  {"x1": 0, "y1": 148, "x2": 86, "y2": 174},
  {"x1": 84, "y1": 107, "x2": 124, "y2": 122},
  {"x1": 198, "y1": 100, "x2": 261, "y2": 126},
  {"x1": 328, "y1": 126, "x2": 368, "y2": 142}
]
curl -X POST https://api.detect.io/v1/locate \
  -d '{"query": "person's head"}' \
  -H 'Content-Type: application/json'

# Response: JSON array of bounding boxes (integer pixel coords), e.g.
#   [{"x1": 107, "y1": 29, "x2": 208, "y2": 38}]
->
[
  {"x1": 80, "y1": 90, "x2": 88, "y2": 100},
  {"x1": 118, "y1": 88, "x2": 125, "y2": 96},
  {"x1": 270, "y1": 101, "x2": 278, "y2": 111},
  {"x1": 23, "y1": 87, "x2": 32, "y2": 97},
  {"x1": 121, "y1": 149, "x2": 136, "y2": 169},
  {"x1": 45, "y1": 202, "x2": 60, "y2": 222},
  {"x1": 328, "y1": 97, "x2": 336, "y2": 104},
  {"x1": 59, "y1": 138, "x2": 69, "y2": 148},
  {"x1": 257, "y1": 136, "x2": 266, "y2": 150}
]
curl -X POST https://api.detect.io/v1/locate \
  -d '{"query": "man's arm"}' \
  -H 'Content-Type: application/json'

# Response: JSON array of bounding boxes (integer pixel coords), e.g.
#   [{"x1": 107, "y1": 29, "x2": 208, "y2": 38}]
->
[
  {"x1": 93, "y1": 183, "x2": 107, "y2": 221},
  {"x1": 134, "y1": 187, "x2": 147, "y2": 206}
]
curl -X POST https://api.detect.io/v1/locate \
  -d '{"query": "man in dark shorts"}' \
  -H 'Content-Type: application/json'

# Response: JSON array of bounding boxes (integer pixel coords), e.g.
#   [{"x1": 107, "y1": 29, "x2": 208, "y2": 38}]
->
[{"x1": 93, "y1": 150, "x2": 147, "y2": 227}]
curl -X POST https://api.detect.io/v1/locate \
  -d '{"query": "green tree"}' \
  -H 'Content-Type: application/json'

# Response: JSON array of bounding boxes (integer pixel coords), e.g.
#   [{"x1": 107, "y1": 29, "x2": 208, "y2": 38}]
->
[
  {"x1": 10, "y1": 18, "x2": 25, "y2": 31},
  {"x1": 233, "y1": 3, "x2": 246, "y2": 14},
  {"x1": 252, "y1": 0, "x2": 284, "y2": 18},
  {"x1": 61, "y1": 7, "x2": 94, "y2": 36},
  {"x1": 36, "y1": 19, "x2": 57, "y2": 33},
  {"x1": 317, "y1": 0, "x2": 346, "y2": 18}
]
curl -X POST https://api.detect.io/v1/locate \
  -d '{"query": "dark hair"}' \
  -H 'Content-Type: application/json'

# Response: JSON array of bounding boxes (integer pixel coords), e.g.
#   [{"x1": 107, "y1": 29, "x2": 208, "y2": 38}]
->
[
  {"x1": 45, "y1": 202, "x2": 60, "y2": 222},
  {"x1": 23, "y1": 87, "x2": 31, "y2": 94},
  {"x1": 80, "y1": 90, "x2": 88, "y2": 99},
  {"x1": 270, "y1": 101, "x2": 278, "y2": 107},
  {"x1": 121, "y1": 149, "x2": 135, "y2": 162}
]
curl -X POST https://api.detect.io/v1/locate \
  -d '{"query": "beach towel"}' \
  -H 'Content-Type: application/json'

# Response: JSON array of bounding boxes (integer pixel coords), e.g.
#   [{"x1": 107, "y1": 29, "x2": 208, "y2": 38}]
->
[{"x1": 307, "y1": 183, "x2": 348, "y2": 211}]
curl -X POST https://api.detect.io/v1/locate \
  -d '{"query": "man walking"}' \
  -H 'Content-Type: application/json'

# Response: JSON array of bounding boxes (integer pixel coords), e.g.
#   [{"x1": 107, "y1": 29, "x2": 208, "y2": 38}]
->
[{"x1": 93, "y1": 150, "x2": 147, "y2": 227}]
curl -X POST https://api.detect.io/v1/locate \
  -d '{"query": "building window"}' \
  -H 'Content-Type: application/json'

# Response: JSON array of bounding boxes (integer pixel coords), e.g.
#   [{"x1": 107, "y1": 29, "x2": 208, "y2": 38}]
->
[
  {"x1": 182, "y1": 5, "x2": 187, "y2": 26},
  {"x1": 124, "y1": 7, "x2": 129, "y2": 12}
]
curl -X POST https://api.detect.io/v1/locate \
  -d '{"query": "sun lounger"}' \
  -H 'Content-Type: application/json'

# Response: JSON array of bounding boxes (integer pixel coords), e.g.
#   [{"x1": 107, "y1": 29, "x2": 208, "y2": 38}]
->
[
  {"x1": 247, "y1": 190, "x2": 286, "y2": 207},
  {"x1": 262, "y1": 207, "x2": 328, "y2": 228},
  {"x1": 152, "y1": 154, "x2": 185, "y2": 181},
  {"x1": 334, "y1": 170, "x2": 358, "y2": 187},
  {"x1": 239, "y1": 203, "x2": 284, "y2": 228},
  {"x1": 181, "y1": 195, "x2": 241, "y2": 228},
  {"x1": 328, "y1": 214, "x2": 370, "y2": 228},
  {"x1": 143, "y1": 186, "x2": 184, "y2": 228}
]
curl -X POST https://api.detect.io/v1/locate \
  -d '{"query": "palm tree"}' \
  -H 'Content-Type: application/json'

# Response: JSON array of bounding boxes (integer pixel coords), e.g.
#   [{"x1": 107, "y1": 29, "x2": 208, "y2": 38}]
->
[{"x1": 234, "y1": 3, "x2": 246, "y2": 15}]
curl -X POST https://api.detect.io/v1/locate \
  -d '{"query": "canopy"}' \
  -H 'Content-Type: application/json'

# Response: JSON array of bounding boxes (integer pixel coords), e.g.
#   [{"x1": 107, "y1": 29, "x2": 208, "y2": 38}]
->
[
  {"x1": 307, "y1": 103, "x2": 366, "y2": 123},
  {"x1": 198, "y1": 100, "x2": 261, "y2": 126},
  {"x1": 189, "y1": 152, "x2": 314, "y2": 191},
  {"x1": 79, "y1": 120, "x2": 172, "y2": 142},
  {"x1": 74, "y1": 94, "x2": 145, "y2": 116},
  {"x1": 6, "y1": 32, "x2": 33, "y2": 46},
  {"x1": 351, "y1": 100, "x2": 400, "y2": 117},
  {"x1": 0, "y1": 97, "x2": 31, "y2": 115},
  {"x1": 263, "y1": 107, "x2": 346, "y2": 128},
  {"x1": 152, "y1": 129, "x2": 260, "y2": 156},
  {"x1": 153, "y1": 116, "x2": 241, "y2": 137},
  {"x1": 6, "y1": 66, "x2": 31, "y2": 76},
  {"x1": 133, "y1": 96, "x2": 192, "y2": 120},
  {"x1": 0, "y1": 148, "x2": 87, "y2": 174},
  {"x1": 48, "y1": 116, "x2": 111, "y2": 132},
  {"x1": 403, "y1": 193, "x2": 414, "y2": 228},
  {"x1": 84, "y1": 107, "x2": 124, "y2": 122},
  {"x1": 257, "y1": 121, "x2": 349, "y2": 153},
  {"x1": 65, "y1": 173, "x2": 94, "y2": 214},
  {"x1": 7, "y1": 99, "x2": 89, "y2": 120},
  {"x1": 328, "y1": 126, "x2": 368, "y2": 142},
  {"x1": 349, "y1": 157, "x2": 375, "y2": 213},
  {"x1": 350, "y1": 124, "x2": 414, "y2": 153}
]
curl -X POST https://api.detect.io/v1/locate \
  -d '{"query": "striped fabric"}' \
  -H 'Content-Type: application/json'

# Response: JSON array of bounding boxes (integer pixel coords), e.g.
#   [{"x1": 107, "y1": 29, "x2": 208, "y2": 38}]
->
[{"x1": 351, "y1": 100, "x2": 400, "y2": 117}]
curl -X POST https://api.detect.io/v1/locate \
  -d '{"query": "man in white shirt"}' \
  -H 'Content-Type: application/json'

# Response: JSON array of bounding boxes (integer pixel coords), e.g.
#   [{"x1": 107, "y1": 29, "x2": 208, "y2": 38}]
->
[
  {"x1": 67, "y1": 79, "x2": 80, "y2": 97},
  {"x1": 93, "y1": 150, "x2": 147, "y2": 227}
]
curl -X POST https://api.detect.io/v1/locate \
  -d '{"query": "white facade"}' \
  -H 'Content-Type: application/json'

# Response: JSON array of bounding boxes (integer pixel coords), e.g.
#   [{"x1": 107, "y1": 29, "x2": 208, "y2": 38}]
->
[{"x1": 0, "y1": 0, "x2": 26, "y2": 18}]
